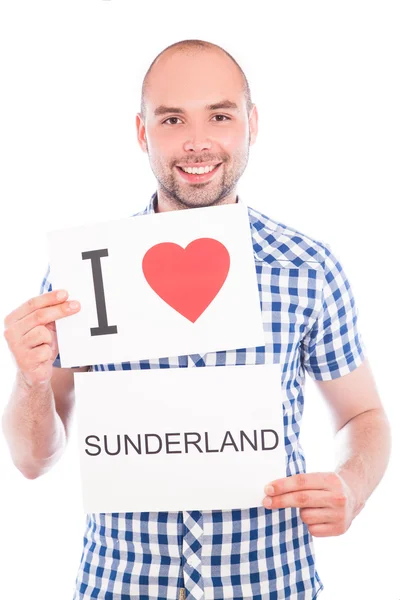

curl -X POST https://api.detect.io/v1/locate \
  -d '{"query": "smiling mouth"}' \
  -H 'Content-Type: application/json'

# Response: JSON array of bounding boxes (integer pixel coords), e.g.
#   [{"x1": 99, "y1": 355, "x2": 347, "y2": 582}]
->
[{"x1": 176, "y1": 163, "x2": 223, "y2": 183}]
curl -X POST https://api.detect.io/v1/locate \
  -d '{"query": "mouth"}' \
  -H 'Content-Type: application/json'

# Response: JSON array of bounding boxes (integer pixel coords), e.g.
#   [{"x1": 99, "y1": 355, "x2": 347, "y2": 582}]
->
[{"x1": 175, "y1": 163, "x2": 223, "y2": 183}]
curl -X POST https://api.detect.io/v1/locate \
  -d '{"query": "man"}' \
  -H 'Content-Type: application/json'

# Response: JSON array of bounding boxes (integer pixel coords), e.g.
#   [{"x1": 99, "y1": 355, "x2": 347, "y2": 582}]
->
[{"x1": 2, "y1": 39, "x2": 391, "y2": 600}]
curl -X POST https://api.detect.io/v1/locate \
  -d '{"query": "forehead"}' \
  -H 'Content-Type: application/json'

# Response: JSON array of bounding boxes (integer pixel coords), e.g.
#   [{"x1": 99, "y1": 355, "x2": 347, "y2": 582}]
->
[{"x1": 145, "y1": 50, "x2": 246, "y2": 112}]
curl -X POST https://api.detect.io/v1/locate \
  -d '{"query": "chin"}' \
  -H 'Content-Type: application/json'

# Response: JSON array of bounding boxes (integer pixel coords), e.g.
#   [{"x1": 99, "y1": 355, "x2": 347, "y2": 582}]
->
[{"x1": 182, "y1": 197, "x2": 219, "y2": 208}]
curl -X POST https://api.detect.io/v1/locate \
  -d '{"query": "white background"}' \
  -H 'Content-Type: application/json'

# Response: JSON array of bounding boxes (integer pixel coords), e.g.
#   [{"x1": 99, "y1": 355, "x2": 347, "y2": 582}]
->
[{"x1": 0, "y1": 1, "x2": 399, "y2": 599}]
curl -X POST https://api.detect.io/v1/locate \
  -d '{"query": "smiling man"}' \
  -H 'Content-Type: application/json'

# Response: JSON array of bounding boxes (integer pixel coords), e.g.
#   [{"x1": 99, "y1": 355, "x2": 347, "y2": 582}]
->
[
  {"x1": 2, "y1": 39, "x2": 391, "y2": 600},
  {"x1": 136, "y1": 41, "x2": 255, "y2": 213}
]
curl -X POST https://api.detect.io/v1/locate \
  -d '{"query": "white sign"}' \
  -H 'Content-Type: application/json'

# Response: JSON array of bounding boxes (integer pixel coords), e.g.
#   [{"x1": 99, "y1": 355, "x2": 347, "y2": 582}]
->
[
  {"x1": 47, "y1": 202, "x2": 265, "y2": 368},
  {"x1": 74, "y1": 363, "x2": 286, "y2": 513}
]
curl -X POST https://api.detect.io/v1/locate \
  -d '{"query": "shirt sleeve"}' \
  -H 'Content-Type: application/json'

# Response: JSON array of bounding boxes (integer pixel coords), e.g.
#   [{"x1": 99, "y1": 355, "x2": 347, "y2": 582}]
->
[{"x1": 301, "y1": 243, "x2": 366, "y2": 381}]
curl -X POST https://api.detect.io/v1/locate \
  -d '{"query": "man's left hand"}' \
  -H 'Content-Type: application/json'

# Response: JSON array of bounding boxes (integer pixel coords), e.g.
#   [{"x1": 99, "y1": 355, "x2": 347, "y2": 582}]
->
[{"x1": 263, "y1": 472, "x2": 359, "y2": 537}]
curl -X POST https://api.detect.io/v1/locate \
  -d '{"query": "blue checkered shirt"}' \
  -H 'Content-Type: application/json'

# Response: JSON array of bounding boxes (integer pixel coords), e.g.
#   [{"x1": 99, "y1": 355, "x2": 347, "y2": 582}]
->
[{"x1": 40, "y1": 192, "x2": 366, "y2": 599}]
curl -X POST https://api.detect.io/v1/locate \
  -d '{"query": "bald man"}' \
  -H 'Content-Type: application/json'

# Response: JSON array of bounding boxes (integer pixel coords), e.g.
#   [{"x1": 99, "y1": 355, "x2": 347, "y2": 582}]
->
[{"x1": 3, "y1": 39, "x2": 391, "y2": 600}]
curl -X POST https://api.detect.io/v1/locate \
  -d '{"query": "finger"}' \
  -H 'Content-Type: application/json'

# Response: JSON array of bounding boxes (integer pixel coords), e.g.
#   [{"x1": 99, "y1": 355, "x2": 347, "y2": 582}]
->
[
  {"x1": 300, "y1": 508, "x2": 336, "y2": 525},
  {"x1": 4, "y1": 289, "x2": 69, "y2": 327},
  {"x1": 307, "y1": 523, "x2": 342, "y2": 537},
  {"x1": 263, "y1": 490, "x2": 336, "y2": 510},
  {"x1": 265, "y1": 472, "x2": 340, "y2": 496},
  {"x1": 22, "y1": 325, "x2": 53, "y2": 349},
  {"x1": 13, "y1": 299, "x2": 80, "y2": 337},
  {"x1": 28, "y1": 344, "x2": 54, "y2": 367}
]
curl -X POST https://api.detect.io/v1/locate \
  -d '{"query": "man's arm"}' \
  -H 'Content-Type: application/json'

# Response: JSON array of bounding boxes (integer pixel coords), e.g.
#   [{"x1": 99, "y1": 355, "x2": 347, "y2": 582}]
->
[
  {"x1": 317, "y1": 357, "x2": 390, "y2": 517},
  {"x1": 263, "y1": 359, "x2": 391, "y2": 536},
  {"x1": 2, "y1": 288, "x2": 84, "y2": 480},
  {"x1": 2, "y1": 365, "x2": 89, "y2": 479}
]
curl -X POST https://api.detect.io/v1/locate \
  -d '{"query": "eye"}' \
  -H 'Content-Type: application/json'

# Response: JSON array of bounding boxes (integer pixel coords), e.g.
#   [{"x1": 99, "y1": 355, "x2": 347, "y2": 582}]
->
[
  {"x1": 212, "y1": 114, "x2": 231, "y2": 121},
  {"x1": 162, "y1": 117, "x2": 183, "y2": 125}
]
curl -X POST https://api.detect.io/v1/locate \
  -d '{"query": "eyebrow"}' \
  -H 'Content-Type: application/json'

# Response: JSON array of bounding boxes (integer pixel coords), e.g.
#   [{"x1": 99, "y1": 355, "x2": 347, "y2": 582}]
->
[{"x1": 153, "y1": 100, "x2": 239, "y2": 117}]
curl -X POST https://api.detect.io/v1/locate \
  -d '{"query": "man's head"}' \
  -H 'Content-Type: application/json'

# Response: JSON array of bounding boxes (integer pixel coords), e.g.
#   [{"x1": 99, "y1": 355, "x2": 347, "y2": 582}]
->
[{"x1": 136, "y1": 40, "x2": 258, "y2": 212}]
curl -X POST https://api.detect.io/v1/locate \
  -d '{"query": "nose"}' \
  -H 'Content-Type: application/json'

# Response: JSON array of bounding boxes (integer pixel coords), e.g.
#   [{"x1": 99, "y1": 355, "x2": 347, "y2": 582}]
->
[{"x1": 183, "y1": 130, "x2": 212, "y2": 153}]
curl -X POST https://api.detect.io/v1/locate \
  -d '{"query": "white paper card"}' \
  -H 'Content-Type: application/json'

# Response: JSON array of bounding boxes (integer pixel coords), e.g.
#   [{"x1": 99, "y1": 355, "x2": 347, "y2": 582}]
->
[
  {"x1": 74, "y1": 363, "x2": 286, "y2": 513},
  {"x1": 47, "y1": 203, "x2": 265, "y2": 367}
]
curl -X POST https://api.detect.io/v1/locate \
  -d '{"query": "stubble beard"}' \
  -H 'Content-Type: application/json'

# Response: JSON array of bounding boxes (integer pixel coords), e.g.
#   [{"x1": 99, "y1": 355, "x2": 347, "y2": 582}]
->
[{"x1": 149, "y1": 147, "x2": 250, "y2": 210}]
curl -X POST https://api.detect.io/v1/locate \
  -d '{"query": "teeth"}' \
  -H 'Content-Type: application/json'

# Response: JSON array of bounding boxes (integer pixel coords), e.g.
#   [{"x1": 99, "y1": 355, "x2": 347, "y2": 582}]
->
[{"x1": 181, "y1": 164, "x2": 218, "y2": 174}]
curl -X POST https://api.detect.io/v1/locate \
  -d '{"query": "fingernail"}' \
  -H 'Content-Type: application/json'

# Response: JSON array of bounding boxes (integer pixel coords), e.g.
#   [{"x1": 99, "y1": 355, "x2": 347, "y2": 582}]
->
[
  {"x1": 264, "y1": 497, "x2": 272, "y2": 508},
  {"x1": 69, "y1": 301, "x2": 79, "y2": 309},
  {"x1": 265, "y1": 485, "x2": 274, "y2": 495},
  {"x1": 56, "y1": 290, "x2": 68, "y2": 300}
]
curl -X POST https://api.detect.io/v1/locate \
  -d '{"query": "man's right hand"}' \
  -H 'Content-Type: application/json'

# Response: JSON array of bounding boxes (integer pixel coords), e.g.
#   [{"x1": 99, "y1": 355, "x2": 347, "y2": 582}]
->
[{"x1": 3, "y1": 290, "x2": 81, "y2": 388}]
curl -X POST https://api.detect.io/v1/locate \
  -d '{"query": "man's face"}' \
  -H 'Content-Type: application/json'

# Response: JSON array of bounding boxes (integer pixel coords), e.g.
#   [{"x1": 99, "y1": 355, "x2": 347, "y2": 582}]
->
[{"x1": 137, "y1": 50, "x2": 257, "y2": 209}]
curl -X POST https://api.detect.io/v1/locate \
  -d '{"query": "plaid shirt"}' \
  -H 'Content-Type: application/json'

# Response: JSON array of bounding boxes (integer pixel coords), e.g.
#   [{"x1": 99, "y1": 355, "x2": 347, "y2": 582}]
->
[{"x1": 40, "y1": 192, "x2": 366, "y2": 599}]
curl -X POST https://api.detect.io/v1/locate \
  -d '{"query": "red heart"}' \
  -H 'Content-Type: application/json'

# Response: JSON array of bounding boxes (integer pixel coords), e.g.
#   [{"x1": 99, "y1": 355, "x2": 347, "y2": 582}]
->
[{"x1": 142, "y1": 238, "x2": 230, "y2": 323}]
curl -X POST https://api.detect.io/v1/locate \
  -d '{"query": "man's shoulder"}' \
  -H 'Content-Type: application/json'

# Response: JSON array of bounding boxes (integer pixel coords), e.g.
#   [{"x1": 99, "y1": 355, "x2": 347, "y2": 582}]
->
[{"x1": 247, "y1": 204, "x2": 329, "y2": 268}]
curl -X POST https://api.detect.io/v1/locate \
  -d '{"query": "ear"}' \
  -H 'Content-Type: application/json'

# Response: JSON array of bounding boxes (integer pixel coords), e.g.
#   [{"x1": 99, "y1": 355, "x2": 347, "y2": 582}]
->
[
  {"x1": 249, "y1": 104, "x2": 258, "y2": 147},
  {"x1": 136, "y1": 113, "x2": 148, "y2": 153}
]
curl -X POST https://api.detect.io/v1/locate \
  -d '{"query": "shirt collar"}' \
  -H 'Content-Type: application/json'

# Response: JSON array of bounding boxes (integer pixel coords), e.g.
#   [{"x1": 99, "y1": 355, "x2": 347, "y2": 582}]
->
[{"x1": 144, "y1": 191, "x2": 243, "y2": 215}]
